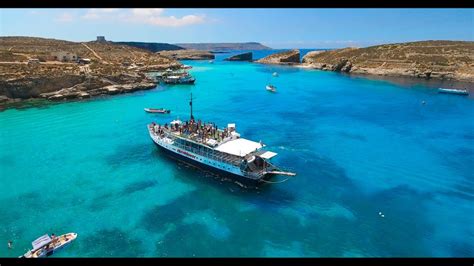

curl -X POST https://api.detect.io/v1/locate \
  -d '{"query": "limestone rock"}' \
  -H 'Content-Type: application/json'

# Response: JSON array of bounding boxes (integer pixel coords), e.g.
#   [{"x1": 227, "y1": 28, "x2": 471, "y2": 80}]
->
[
  {"x1": 300, "y1": 41, "x2": 474, "y2": 83},
  {"x1": 225, "y1": 52, "x2": 253, "y2": 61},
  {"x1": 256, "y1": 50, "x2": 300, "y2": 65}
]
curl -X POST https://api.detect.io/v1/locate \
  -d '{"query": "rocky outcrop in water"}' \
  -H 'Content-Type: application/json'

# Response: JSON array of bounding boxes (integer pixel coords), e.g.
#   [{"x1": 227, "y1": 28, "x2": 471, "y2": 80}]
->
[
  {"x1": 38, "y1": 81, "x2": 156, "y2": 101},
  {"x1": 0, "y1": 72, "x2": 158, "y2": 103},
  {"x1": 255, "y1": 49, "x2": 300, "y2": 65},
  {"x1": 224, "y1": 52, "x2": 253, "y2": 61},
  {"x1": 301, "y1": 41, "x2": 474, "y2": 83}
]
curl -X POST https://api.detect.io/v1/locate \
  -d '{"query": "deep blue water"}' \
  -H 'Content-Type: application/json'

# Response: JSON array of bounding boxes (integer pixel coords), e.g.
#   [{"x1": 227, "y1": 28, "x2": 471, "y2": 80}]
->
[{"x1": 0, "y1": 52, "x2": 473, "y2": 257}]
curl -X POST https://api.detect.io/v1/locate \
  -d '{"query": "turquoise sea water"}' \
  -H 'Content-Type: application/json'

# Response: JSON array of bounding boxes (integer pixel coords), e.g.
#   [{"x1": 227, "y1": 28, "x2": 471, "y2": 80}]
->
[{"x1": 1, "y1": 53, "x2": 473, "y2": 257}]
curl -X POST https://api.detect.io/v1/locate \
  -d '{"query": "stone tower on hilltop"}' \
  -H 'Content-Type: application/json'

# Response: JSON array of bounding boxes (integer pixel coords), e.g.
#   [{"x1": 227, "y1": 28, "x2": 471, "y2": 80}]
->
[{"x1": 96, "y1": 36, "x2": 106, "y2": 43}]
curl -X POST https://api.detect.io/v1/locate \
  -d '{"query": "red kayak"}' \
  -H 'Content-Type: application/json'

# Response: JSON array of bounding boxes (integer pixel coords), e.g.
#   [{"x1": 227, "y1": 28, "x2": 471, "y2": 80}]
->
[{"x1": 144, "y1": 108, "x2": 171, "y2": 114}]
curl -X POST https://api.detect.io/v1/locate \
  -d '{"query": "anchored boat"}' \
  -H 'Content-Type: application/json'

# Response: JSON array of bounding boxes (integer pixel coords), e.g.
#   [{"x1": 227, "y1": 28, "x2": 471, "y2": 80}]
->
[
  {"x1": 266, "y1": 84, "x2": 277, "y2": 92},
  {"x1": 438, "y1": 88, "x2": 469, "y2": 95},
  {"x1": 145, "y1": 108, "x2": 171, "y2": 114},
  {"x1": 20, "y1": 233, "x2": 77, "y2": 258},
  {"x1": 148, "y1": 94, "x2": 295, "y2": 187},
  {"x1": 163, "y1": 73, "x2": 196, "y2": 85}
]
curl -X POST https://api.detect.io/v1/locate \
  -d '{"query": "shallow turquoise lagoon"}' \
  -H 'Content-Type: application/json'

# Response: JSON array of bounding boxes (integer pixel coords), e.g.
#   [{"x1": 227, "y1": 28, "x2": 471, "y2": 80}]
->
[{"x1": 0, "y1": 57, "x2": 473, "y2": 257}]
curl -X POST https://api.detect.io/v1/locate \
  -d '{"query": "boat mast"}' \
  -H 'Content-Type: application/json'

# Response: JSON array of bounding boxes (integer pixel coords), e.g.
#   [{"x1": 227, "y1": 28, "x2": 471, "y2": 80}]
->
[{"x1": 190, "y1": 93, "x2": 194, "y2": 121}]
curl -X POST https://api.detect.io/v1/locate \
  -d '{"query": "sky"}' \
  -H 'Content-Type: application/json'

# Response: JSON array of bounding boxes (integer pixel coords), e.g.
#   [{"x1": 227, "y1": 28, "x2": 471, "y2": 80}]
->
[{"x1": 0, "y1": 8, "x2": 473, "y2": 49}]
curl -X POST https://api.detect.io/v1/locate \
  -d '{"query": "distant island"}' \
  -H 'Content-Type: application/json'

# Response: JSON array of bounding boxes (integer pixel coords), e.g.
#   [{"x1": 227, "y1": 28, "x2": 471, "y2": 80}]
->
[
  {"x1": 110, "y1": 41, "x2": 271, "y2": 53},
  {"x1": 174, "y1": 42, "x2": 271, "y2": 51}
]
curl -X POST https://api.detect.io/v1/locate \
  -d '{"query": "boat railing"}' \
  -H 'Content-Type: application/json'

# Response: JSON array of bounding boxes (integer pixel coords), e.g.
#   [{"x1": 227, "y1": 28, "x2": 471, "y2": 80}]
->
[
  {"x1": 166, "y1": 135, "x2": 242, "y2": 165},
  {"x1": 150, "y1": 125, "x2": 250, "y2": 166}
]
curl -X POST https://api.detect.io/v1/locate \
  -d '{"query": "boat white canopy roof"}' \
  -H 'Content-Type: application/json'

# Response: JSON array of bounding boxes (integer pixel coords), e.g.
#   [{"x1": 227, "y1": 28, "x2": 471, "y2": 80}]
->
[
  {"x1": 259, "y1": 151, "x2": 278, "y2": 159},
  {"x1": 206, "y1": 138, "x2": 218, "y2": 146},
  {"x1": 215, "y1": 138, "x2": 263, "y2": 157},
  {"x1": 32, "y1": 234, "x2": 52, "y2": 250}
]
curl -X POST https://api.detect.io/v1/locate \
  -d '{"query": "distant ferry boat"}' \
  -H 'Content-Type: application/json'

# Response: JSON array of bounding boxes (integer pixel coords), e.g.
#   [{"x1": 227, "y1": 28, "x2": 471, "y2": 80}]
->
[
  {"x1": 438, "y1": 88, "x2": 469, "y2": 95},
  {"x1": 148, "y1": 94, "x2": 295, "y2": 187},
  {"x1": 20, "y1": 233, "x2": 77, "y2": 258}
]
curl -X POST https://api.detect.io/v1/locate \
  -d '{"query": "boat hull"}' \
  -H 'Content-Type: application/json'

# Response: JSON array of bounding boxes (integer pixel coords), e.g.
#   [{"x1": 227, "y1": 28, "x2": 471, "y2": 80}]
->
[
  {"x1": 266, "y1": 86, "x2": 276, "y2": 92},
  {"x1": 163, "y1": 79, "x2": 195, "y2": 85},
  {"x1": 438, "y1": 89, "x2": 469, "y2": 95},
  {"x1": 152, "y1": 141, "x2": 262, "y2": 187},
  {"x1": 145, "y1": 108, "x2": 170, "y2": 114}
]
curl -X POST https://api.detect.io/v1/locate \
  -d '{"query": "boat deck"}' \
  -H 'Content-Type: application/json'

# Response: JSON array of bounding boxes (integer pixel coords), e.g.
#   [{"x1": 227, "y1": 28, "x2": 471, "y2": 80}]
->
[{"x1": 29, "y1": 234, "x2": 75, "y2": 258}]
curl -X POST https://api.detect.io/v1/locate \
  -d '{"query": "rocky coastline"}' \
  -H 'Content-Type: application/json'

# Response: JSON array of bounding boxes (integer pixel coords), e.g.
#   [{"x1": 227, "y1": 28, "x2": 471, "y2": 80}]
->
[
  {"x1": 0, "y1": 37, "x2": 182, "y2": 109},
  {"x1": 301, "y1": 41, "x2": 474, "y2": 83}
]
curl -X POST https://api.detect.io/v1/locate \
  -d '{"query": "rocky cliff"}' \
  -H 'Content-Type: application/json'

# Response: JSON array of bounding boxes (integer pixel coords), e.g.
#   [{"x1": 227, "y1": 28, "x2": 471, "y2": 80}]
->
[
  {"x1": 0, "y1": 36, "x2": 181, "y2": 106},
  {"x1": 302, "y1": 41, "x2": 474, "y2": 83},
  {"x1": 158, "y1": 49, "x2": 215, "y2": 60},
  {"x1": 224, "y1": 52, "x2": 253, "y2": 61},
  {"x1": 256, "y1": 50, "x2": 300, "y2": 65}
]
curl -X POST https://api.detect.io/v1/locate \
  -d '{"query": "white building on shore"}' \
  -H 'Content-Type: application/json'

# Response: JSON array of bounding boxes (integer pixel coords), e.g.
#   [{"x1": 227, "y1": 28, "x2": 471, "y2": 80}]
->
[{"x1": 51, "y1": 51, "x2": 77, "y2": 62}]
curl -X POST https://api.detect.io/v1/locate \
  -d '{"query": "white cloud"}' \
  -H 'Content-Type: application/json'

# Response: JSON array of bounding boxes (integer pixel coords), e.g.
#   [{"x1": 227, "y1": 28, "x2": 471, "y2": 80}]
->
[
  {"x1": 56, "y1": 12, "x2": 75, "y2": 22},
  {"x1": 81, "y1": 8, "x2": 205, "y2": 27},
  {"x1": 82, "y1": 8, "x2": 120, "y2": 20}
]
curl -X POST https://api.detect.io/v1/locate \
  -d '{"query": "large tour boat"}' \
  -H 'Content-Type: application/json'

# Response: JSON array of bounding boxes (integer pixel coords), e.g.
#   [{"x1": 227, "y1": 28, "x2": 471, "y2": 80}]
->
[{"x1": 148, "y1": 94, "x2": 295, "y2": 187}]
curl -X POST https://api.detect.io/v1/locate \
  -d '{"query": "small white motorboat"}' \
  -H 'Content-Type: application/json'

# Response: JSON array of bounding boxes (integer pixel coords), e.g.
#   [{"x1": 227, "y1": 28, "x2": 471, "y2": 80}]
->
[
  {"x1": 209, "y1": 60, "x2": 214, "y2": 64},
  {"x1": 182, "y1": 65, "x2": 192, "y2": 69},
  {"x1": 144, "y1": 108, "x2": 171, "y2": 114},
  {"x1": 266, "y1": 85, "x2": 277, "y2": 93},
  {"x1": 20, "y1": 233, "x2": 77, "y2": 258},
  {"x1": 163, "y1": 75, "x2": 195, "y2": 85},
  {"x1": 272, "y1": 72, "x2": 279, "y2": 77},
  {"x1": 438, "y1": 88, "x2": 469, "y2": 95}
]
